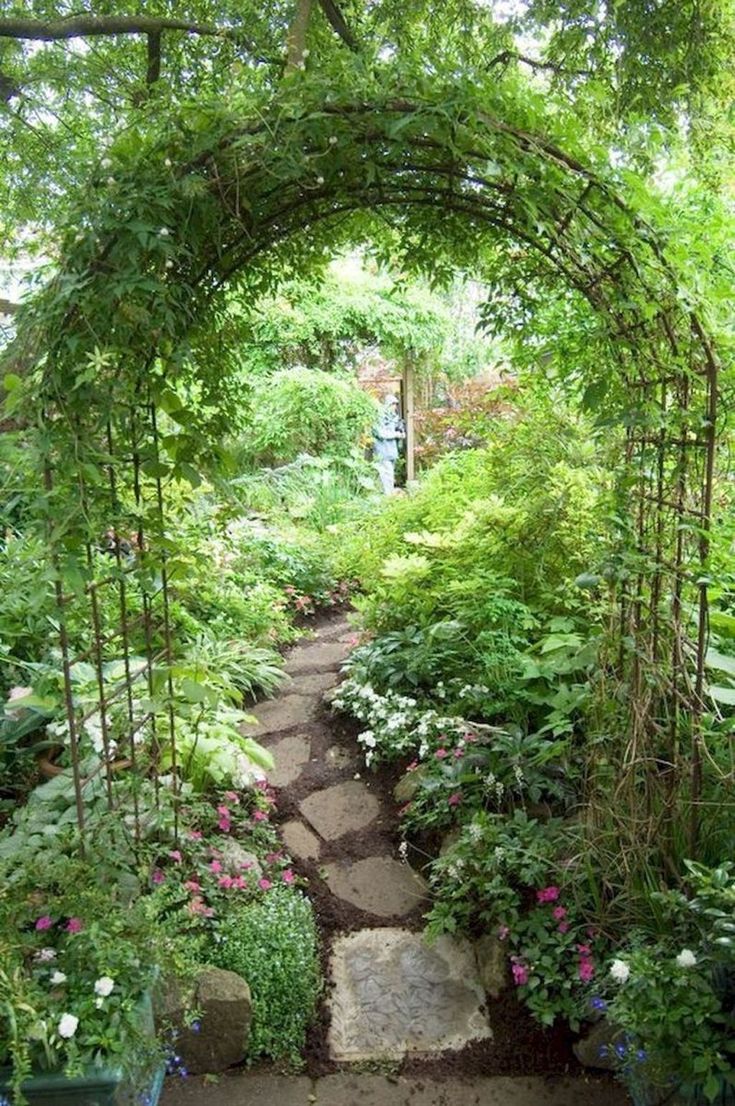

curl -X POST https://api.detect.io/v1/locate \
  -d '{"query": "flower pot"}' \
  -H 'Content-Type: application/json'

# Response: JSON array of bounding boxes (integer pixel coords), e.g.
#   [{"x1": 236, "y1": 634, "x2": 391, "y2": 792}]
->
[{"x1": 0, "y1": 1062, "x2": 164, "y2": 1106}]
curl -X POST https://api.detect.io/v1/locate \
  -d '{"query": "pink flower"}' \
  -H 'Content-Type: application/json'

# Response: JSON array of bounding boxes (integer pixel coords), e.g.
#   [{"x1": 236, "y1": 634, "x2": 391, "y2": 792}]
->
[
  {"x1": 536, "y1": 886, "x2": 560, "y2": 904},
  {"x1": 552, "y1": 906, "x2": 567, "y2": 921},
  {"x1": 497, "y1": 925, "x2": 510, "y2": 941},
  {"x1": 216, "y1": 804, "x2": 230, "y2": 816},
  {"x1": 35, "y1": 915, "x2": 53, "y2": 931},
  {"x1": 218, "y1": 876, "x2": 234, "y2": 889},
  {"x1": 255, "y1": 779, "x2": 268, "y2": 791},
  {"x1": 406, "y1": 760, "x2": 419, "y2": 772},
  {"x1": 210, "y1": 860, "x2": 222, "y2": 873},
  {"x1": 266, "y1": 852, "x2": 284, "y2": 864},
  {"x1": 282, "y1": 869, "x2": 295, "y2": 884},
  {"x1": 218, "y1": 815, "x2": 231, "y2": 832},
  {"x1": 435, "y1": 748, "x2": 448, "y2": 759},
  {"x1": 448, "y1": 791, "x2": 462, "y2": 806},
  {"x1": 464, "y1": 733, "x2": 478, "y2": 744},
  {"x1": 66, "y1": 917, "x2": 83, "y2": 934},
  {"x1": 168, "y1": 850, "x2": 182, "y2": 863},
  {"x1": 183, "y1": 880, "x2": 201, "y2": 893},
  {"x1": 511, "y1": 960, "x2": 529, "y2": 986},
  {"x1": 558, "y1": 921, "x2": 570, "y2": 934},
  {"x1": 240, "y1": 860, "x2": 254, "y2": 870},
  {"x1": 577, "y1": 944, "x2": 592, "y2": 956},
  {"x1": 252, "y1": 810, "x2": 268, "y2": 823},
  {"x1": 223, "y1": 791, "x2": 240, "y2": 804},
  {"x1": 258, "y1": 878, "x2": 272, "y2": 891},
  {"x1": 188, "y1": 830, "x2": 203, "y2": 840},
  {"x1": 232, "y1": 876, "x2": 248, "y2": 890},
  {"x1": 152, "y1": 869, "x2": 165, "y2": 885},
  {"x1": 578, "y1": 958, "x2": 595, "y2": 983},
  {"x1": 453, "y1": 748, "x2": 464, "y2": 758},
  {"x1": 188, "y1": 897, "x2": 214, "y2": 918}
]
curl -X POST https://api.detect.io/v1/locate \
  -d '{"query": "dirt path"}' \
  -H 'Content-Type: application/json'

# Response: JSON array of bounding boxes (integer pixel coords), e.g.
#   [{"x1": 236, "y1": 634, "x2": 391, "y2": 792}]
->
[{"x1": 162, "y1": 611, "x2": 630, "y2": 1105}]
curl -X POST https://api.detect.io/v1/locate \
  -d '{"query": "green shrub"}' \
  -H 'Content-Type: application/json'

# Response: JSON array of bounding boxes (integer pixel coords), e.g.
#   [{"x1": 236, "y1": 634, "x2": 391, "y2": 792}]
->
[
  {"x1": 242, "y1": 368, "x2": 377, "y2": 465},
  {"x1": 212, "y1": 886, "x2": 321, "y2": 1063}
]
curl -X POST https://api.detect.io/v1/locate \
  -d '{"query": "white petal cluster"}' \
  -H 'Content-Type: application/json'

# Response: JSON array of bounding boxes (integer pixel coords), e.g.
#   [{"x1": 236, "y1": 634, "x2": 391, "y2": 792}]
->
[
  {"x1": 676, "y1": 948, "x2": 697, "y2": 968},
  {"x1": 609, "y1": 958, "x2": 630, "y2": 983},
  {"x1": 58, "y1": 1013, "x2": 79, "y2": 1039}
]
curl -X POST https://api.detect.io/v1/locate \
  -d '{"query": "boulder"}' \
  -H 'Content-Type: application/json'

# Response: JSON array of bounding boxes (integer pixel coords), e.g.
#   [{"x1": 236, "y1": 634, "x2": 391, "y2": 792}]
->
[
  {"x1": 218, "y1": 839, "x2": 263, "y2": 877},
  {"x1": 573, "y1": 1017, "x2": 624, "y2": 1071},
  {"x1": 473, "y1": 934, "x2": 509, "y2": 998},
  {"x1": 155, "y1": 967, "x2": 252, "y2": 1074}
]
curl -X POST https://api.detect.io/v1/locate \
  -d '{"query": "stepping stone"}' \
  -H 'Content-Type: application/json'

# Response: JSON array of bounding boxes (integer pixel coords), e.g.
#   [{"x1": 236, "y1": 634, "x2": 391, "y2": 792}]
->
[
  {"x1": 281, "y1": 819, "x2": 321, "y2": 861},
  {"x1": 328, "y1": 928, "x2": 491, "y2": 1061},
  {"x1": 326, "y1": 744, "x2": 352, "y2": 769},
  {"x1": 284, "y1": 641, "x2": 351, "y2": 675},
  {"x1": 265, "y1": 734, "x2": 311, "y2": 788},
  {"x1": 322, "y1": 857, "x2": 428, "y2": 917},
  {"x1": 241, "y1": 695, "x2": 318, "y2": 738},
  {"x1": 299, "y1": 781, "x2": 380, "y2": 840},
  {"x1": 282, "y1": 672, "x2": 338, "y2": 696}
]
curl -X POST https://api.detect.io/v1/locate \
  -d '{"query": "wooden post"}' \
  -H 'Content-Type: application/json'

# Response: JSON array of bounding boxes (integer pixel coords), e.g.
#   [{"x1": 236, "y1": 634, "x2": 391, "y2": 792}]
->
[{"x1": 403, "y1": 355, "x2": 416, "y2": 483}]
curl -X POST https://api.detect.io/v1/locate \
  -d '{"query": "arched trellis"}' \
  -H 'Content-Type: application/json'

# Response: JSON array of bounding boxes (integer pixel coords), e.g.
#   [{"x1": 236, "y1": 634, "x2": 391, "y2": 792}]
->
[{"x1": 14, "y1": 83, "x2": 720, "y2": 879}]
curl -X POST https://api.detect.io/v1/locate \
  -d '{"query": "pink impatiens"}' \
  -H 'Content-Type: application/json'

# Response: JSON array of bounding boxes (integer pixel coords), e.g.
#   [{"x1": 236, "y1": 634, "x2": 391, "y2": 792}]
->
[
  {"x1": 511, "y1": 957, "x2": 529, "y2": 986},
  {"x1": 66, "y1": 917, "x2": 83, "y2": 934},
  {"x1": 35, "y1": 915, "x2": 53, "y2": 931},
  {"x1": 536, "y1": 885, "x2": 560, "y2": 903}
]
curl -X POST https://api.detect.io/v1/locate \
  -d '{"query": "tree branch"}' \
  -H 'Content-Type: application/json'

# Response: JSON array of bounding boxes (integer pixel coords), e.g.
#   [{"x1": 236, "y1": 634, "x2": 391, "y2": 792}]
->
[
  {"x1": 0, "y1": 14, "x2": 259, "y2": 49},
  {"x1": 286, "y1": 0, "x2": 314, "y2": 72},
  {"x1": 488, "y1": 49, "x2": 592, "y2": 78},
  {"x1": 146, "y1": 30, "x2": 161, "y2": 86},
  {"x1": 317, "y1": 0, "x2": 358, "y2": 51}
]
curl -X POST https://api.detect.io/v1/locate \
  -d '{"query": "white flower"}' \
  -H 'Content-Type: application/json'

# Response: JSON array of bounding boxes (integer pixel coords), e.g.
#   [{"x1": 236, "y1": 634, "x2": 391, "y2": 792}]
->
[
  {"x1": 50, "y1": 971, "x2": 67, "y2": 985},
  {"x1": 107, "y1": 177, "x2": 116, "y2": 186},
  {"x1": 36, "y1": 948, "x2": 56, "y2": 962},
  {"x1": 329, "y1": 135, "x2": 338, "y2": 145},
  {"x1": 101, "y1": 158, "x2": 112, "y2": 169},
  {"x1": 158, "y1": 227, "x2": 170, "y2": 237},
  {"x1": 610, "y1": 959, "x2": 630, "y2": 984},
  {"x1": 94, "y1": 976, "x2": 115, "y2": 997},
  {"x1": 398, "y1": 841, "x2": 408, "y2": 863},
  {"x1": 95, "y1": 996, "x2": 104, "y2": 1009},
  {"x1": 58, "y1": 1013, "x2": 79, "y2": 1039},
  {"x1": 316, "y1": 176, "x2": 325, "y2": 185},
  {"x1": 676, "y1": 948, "x2": 697, "y2": 968},
  {"x1": 165, "y1": 259, "x2": 174, "y2": 269},
  {"x1": 164, "y1": 157, "x2": 172, "y2": 168}
]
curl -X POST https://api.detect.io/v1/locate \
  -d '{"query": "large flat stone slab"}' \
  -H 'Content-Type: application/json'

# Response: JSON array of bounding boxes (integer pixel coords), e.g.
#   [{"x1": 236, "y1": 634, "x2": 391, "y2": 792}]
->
[
  {"x1": 284, "y1": 641, "x2": 351, "y2": 675},
  {"x1": 323, "y1": 857, "x2": 428, "y2": 917},
  {"x1": 266, "y1": 734, "x2": 311, "y2": 788},
  {"x1": 241, "y1": 695, "x2": 318, "y2": 738},
  {"x1": 328, "y1": 928, "x2": 490, "y2": 1061},
  {"x1": 281, "y1": 819, "x2": 321, "y2": 861},
  {"x1": 162, "y1": 1073, "x2": 630, "y2": 1106},
  {"x1": 283, "y1": 672, "x2": 338, "y2": 696},
  {"x1": 299, "y1": 780, "x2": 380, "y2": 840}
]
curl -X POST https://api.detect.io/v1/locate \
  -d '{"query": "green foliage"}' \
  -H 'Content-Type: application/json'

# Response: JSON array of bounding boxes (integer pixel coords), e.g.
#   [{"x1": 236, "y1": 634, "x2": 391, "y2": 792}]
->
[
  {"x1": 212, "y1": 887, "x2": 321, "y2": 1064},
  {"x1": 240, "y1": 368, "x2": 376, "y2": 466}
]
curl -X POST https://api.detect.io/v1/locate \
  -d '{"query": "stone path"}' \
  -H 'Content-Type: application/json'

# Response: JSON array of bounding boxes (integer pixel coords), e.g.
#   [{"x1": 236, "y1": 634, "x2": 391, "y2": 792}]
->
[{"x1": 163, "y1": 612, "x2": 630, "y2": 1104}]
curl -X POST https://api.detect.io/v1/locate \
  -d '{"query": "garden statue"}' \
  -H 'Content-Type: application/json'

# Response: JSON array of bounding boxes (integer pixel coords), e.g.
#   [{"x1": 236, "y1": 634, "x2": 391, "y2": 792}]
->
[{"x1": 372, "y1": 393, "x2": 406, "y2": 495}]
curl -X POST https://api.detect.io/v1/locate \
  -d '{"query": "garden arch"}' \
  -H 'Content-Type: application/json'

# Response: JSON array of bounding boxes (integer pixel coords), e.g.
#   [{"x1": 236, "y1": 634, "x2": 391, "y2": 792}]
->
[{"x1": 16, "y1": 80, "x2": 720, "y2": 859}]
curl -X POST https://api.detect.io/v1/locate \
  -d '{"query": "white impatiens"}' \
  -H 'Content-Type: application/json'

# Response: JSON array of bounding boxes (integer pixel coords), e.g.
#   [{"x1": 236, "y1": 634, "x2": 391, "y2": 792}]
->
[
  {"x1": 610, "y1": 958, "x2": 631, "y2": 984},
  {"x1": 676, "y1": 948, "x2": 697, "y2": 968},
  {"x1": 94, "y1": 976, "x2": 115, "y2": 997},
  {"x1": 50, "y1": 971, "x2": 67, "y2": 985},
  {"x1": 58, "y1": 1013, "x2": 79, "y2": 1039},
  {"x1": 35, "y1": 948, "x2": 56, "y2": 962}
]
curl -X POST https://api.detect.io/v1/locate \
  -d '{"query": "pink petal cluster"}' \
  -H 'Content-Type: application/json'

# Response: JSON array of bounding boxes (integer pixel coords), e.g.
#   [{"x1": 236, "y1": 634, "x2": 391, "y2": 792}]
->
[
  {"x1": 251, "y1": 810, "x2": 268, "y2": 823},
  {"x1": 66, "y1": 917, "x2": 83, "y2": 934},
  {"x1": 536, "y1": 885, "x2": 560, "y2": 903},
  {"x1": 282, "y1": 869, "x2": 295, "y2": 884},
  {"x1": 511, "y1": 958, "x2": 529, "y2": 986},
  {"x1": 168, "y1": 850, "x2": 182, "y2": 863},
  {"x1": 189, "y1": 896, "x2": 214, "y2": 918},
  {"x1": 152, "y1": 869, "x2": 165, "y2": 884},
  {"x1": 448, "y1": 791, "x2": 462, "y2": 806},
  {"x1": 577, "y1": 943, "x2": 595, "y2": 982},
  {"x1": 435, "y1": 748, "x2": 448, "y2": 759},
  {"x1": 217, "y1": 804, "x2": 231, "y2": 832},
  {"x1": 258, "y1": 878, "x2": 272, "y2": 891},
  {"x1": 35, "y1": 915, "x2": 53, "y2": 931}
]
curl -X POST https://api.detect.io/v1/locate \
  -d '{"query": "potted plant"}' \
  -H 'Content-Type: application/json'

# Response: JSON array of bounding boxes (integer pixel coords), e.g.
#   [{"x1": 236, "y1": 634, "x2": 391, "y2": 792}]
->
[{"x1": 0, "y1": 856, "x2": 174, "y2": 1106}]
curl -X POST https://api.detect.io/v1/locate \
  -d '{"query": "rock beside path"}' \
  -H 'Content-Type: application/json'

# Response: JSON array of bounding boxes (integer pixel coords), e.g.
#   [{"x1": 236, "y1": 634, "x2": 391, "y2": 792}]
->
[{"x1": 155, "y1": 967, "x2": 252, "y2": 1075}]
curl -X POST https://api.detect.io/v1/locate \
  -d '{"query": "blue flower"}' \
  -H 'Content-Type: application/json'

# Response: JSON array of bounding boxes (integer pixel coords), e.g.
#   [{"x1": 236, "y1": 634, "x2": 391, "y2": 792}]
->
[
  {"x1": 190, "y1": 1019, "x2": 201, "y2": 1033},
  {"x1": 615, "y1": 1042, "x2": 627, "y2": 1058},
  {"x1": 590, "y1": 996, "x2": 607, "y2": 1011},
  {"x1": 636, "y1": 1050, "x2": 647, "y2": 1063},
  {"x1": 598, "y1": 1044, "x2": 609, "y2": 1058}
]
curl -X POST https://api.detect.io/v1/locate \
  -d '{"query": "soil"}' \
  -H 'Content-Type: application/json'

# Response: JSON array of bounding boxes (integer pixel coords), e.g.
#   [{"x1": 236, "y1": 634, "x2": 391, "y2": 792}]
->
[{"x1": 262, "y1": 611, "x2": 600, "y2": 1083}]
